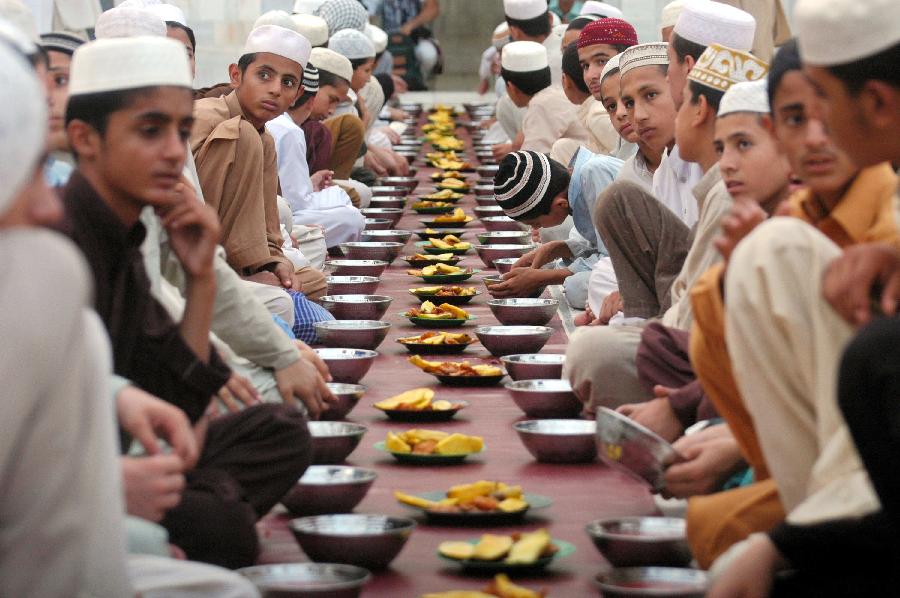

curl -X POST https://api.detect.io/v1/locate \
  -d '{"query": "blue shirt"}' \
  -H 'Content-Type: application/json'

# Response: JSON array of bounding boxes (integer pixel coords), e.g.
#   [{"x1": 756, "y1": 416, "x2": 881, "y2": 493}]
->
[{"x1": 567, "y1": 147, "x2": 623, "y2": 258}]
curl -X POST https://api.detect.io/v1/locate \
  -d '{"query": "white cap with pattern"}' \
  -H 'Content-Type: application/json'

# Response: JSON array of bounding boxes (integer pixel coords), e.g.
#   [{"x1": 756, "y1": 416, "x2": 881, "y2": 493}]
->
[
  {"x1": 254, "y1": 10, "x2": 298, "y2": 32},
  {"x1": 294, "y1": 14, "x2": 329, "y2": 47},
  {"x1": 687, "y1": 43, "x2": 768, "y2": 93},
  {"x1": 366, "y1": 23, "x2": 388, "y2": 54},
  {"x1": 329, "y1": 27, "x2": 375, "y2": 59},
  {"x1": 293, "y1": 0, "x2": 326, "y2": 15},
  {"x1": 619, "y1": 42, "x2": 669, "y2": 76},
  {"x1": 95, "y1": 5, "x2": 166, "y2": 38},
  {"x1": 243, "y1": 24, "x2": 312, "y2": 68},
  {"x1": 718, "y1": 79, "x2": 769, "y2": 117},
  {"x1": 600, "y1": 52, "x2": 622, "y2": 83},
  {"x1": 501, "y1": 40, "x2": 549, "y2": 72},
  {"x1": 69, "y1": 36, "x2": 191, "y2": 96},
  {"x1": 309, "y1": 46, "x2": 353, "y2": 82},
  {"x1": 660, "y1": 0, "x2": 685, "y2": 30},
  {"x1": 795, "y1": 0, "x2": 900, "y2": 66},
  {"x1": 674, "y1": 0, "x2": 755, "y2": 51},
  {"x1": 580, "y1": 1, "x2": 624, "y2": 19},
  {"x1": 504, "y1": 0, "x2": 548, "y2": 21}
]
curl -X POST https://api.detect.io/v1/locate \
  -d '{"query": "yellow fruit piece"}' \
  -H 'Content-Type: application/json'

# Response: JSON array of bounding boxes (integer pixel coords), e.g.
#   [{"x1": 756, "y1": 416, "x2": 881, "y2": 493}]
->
[
  {"x1": 434, "y1": 263, "x2": 462, "y2": 274},
  {"x1": 374, "y1": 387, "x2": 434, "y2": 410},
  {"x1": 496, "y1": 484, "x2": 523, "y2": 499},
  {"x1": 471, "y1": 364, "x2": 502, "y2": 376},
  {"x1": 402, "y1": 429, "x2": 449, "y2": 444},
  {"x1": 385, "y1": 432, "x2": 412, "y2": 453},
  {"x1": 436, "y1": 497, "x2": 459, "y2": 506},
  {"x1": 431, "y1": 400, "x2": 454, "y2": 411},
  {"x1": 430, "y1": 238, "x2": 452, "y2": 249},
  {"x1": 491, "y1": 574, "x2": 543, "y2": 598},
  {"x1": 408, "y1": 355, "x2": 441, "y2": 370},
  {"x1": 473, "y1": 534, "x2": 514, "y2": 561},
  {"x1": 394, "y1": 491, "x2": 436, "y2": 509},
  {"x1": 497, "y1": 497, "x2": 528, "y2": 512},
  {"x1": 439, "y1": 303, "x2": 469, "y2": 319},
  {"x1": 421, "y1": 333, "x2": 447, "y2": 344},
  {"x1": 421, "y1": 593, "x2": 495, "y2": 598},
  {"x1": 438, "y1": 541, "x2": 476, "y2": 560},
  {"x1": 448, "y1": 480, "x2": 498, "y2": 502},
  {"x1": 505, "y1": 529, "x2": 550, "y2": 565},
  {"x1": 453, "y1": 242, "x2": 471, "y2": 250},
  {"x1": 435, "y1": 433, "x2": 483, "y2": 455}
]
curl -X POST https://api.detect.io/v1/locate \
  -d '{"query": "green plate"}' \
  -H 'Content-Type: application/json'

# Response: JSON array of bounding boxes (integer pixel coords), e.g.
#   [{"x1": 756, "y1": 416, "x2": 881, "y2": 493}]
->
[
  {"x1": 412, "y1": 269, "x2": 480, "y2": 283},
  {"x1": 438, "y1": 539, "x2": 575, "y2": 572},
  {"x1": 375, "y1": 400, "x2": 469, "y2": 422},
  {"x1": 415, "y1": 229, "x2": 469, "y2": 240},
  {"x1": 435, "y1": 183, "x2": 471, "y2": 193},
  {"x1": 400, "y1": 491, "x2": 552, "y2": 524},
  {"x1": 415, "y1": 241, "x2": 471, "y2": 255},
  {"x1": 374, "y1": 441, "x2": 484, "y2": 465},
  {"x1": 408, "y1": 289, "x2": 480, "y2": 305},
  {"x1": 403, "y1": 256, "x2": 461, "y2": 268},
  {"x1": 420, "y1": 218, "x2": 475, "y2": 229},
  {"x1": 420, "y1": 194, "x2": 465, "y2": 203},
  {"x1": 403, "y1": 314, "x2": 476, "y2": 328}
]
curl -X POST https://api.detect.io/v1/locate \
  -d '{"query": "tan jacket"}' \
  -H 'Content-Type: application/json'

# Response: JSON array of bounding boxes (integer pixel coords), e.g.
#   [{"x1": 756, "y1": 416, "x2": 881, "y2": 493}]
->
[
  {"x1": 521, "y1": 86, "x2": 590, "y2": 154},
  {"x1": 580, "y1": 97, "x2": 619, "y2": 156}
]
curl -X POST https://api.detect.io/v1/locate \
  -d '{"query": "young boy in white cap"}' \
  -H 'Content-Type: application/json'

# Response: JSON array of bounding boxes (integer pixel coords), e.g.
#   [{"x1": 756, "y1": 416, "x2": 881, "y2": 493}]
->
[{"x1": 504, "y1": 0, "x2": 562, "y2": 85}]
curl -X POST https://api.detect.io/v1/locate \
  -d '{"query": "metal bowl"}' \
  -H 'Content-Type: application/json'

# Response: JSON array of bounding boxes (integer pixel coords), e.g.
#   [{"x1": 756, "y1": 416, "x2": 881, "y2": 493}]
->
[
  {"x1": 371, "y1": 185, "x2": 409, "y2": 197},
  {"x1": 364, "y1": 218, "x2": 392, "y2": 230},
  {"x1": 307, "y1": 421, "x2": 368, "y2": 464},
  {"x1": 475, "y1": 195, "x2": 499, "y2": 207},
  {"x1": 477, "y1": 165, "x2": 500, "y2": 178},
  {"x1": 514, "y1": 419, "x2": 597, "y2": 463},
  {"x1": 493, "y1": 258, "x2": 518, "y2": 275},
  {"x1": 475, "y1": 325, "x2": 553, "y2": 357},
  {"x1": 477, "y1": 177, "x2": 494, "y2": 186},
  {"x1": 482, "y1": 275, "x2": 546, "y2": 298},
  {"x1": 320, "y1": 382, "x2": 368, "y2": 420},
  {"x1": 474, "y1": 184, "x2": 494, "y2": 197},
  {"x1": 281, "y1": 465, "x2": 377, "y2": 515},
  {"x1": 314, "y1": 348, "x2": 378, "y2": 384},
  {"x1": 378, "y1": 176, "x2": 419, "y2": 191},
  {"x1": 473, "y1": 205, "x2": 505, "y2": 219},
  {"x1": 369, "y1": 196, "x2": 406, "y2": 210},
  {"x1": 488, "y1": 298, "x2": 559, "y2": 326},
  {"x1": 340, "y1": 242, "x2": 404, "y2": 263},
  {"x1": 596, "y1": 407, "x2": 684, "y2": 492},
  {"x1": 314, "y1": 320, "x2": 390, "y2": 351},
  {"x1": 238, "y1": 563, "x2": 371, "y2": 598},
  {"x1": 593, "y1": 567, "x2": 708, "y2": 598},
  {"x1": 586, "y1": 517, "x2": 691, "y2": 567},
  {"x1": 326, "y1": 276, "x2": 381, "y2": 296},
  {"x1": 320, "y1": 295, "x2": 393, "y2": 321},
  {"x1": 325, "y1": 260, "x2": 389, "y2": 277},
  {"x1": 475, "y1": 244, "x2": 534, "y2": 269},
  {"x1": 290, "y1": 514, "x2": 416, "y2": 570},
  {"x1": 477, "y1": 231, "x2": 531, "y2": 245},
  {"x1": 360, "y1": 229, "x2": 412, "y2": 245},
  {"x1": 481, "y1": 216, "x2": 529, "y2": 232},
  {"x1": 360, "y1": 208, "x2": 403, "y2": 226},
  {"x1": 501, "y1": 353, "x2": 566, "y2": 381},
  {"x1": 506, "y1": 379, "x2": 583, "y2": 418}
]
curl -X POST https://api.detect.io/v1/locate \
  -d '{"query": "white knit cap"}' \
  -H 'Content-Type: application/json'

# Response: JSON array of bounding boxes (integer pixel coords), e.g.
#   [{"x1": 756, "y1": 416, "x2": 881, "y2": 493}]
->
[
  {"x1": 718, "y1": 79, "x2": 769, "y2": 117},
  {"x1": 674, "y1": 0, "x2": 755, "y2": 51},
  {"x1": 69, "y1": 36, "x2": 191, "y2": 96},
  {"x1": 619, "y1": 42, "x2": 669, "y2": 76},
  {"x1": 144, "y1": 2, "x2": 187, "y2": 26},
  {"x1": 492, "y1": 21, "x2": 510, "y2": 50},
  {"x1": 293, "y1": 0, "x2": 326, "y2": 15},
  {"x1": 309, "y1": 46, "x2": 353, "y2": 82},
  {"x1": 243, "y1": 24, "x2": 312, "y2": 68},
  {"x1": 0, "y1": 40, "x2": 45, "y2": 214},
  {"x1": 795, "y1": 0, "x2": 900, "y2": 66},
  {"x1": 600, "y1": 52, "x2": 621, "y2": 83},
  {"x1": 366, "y1": 23, "x2": 388, "y2": 54},
  {"x1": 580, "y1": 1, "x2": 624, "y2": 19},
  {"x1": 501, "y1": 40, "x2": 548, "y2": 72},
  {"x1": 254, "y1": 10, "x2": 298, "y2": 32},
  {"x1": 295, "y1": 14, "x2": 330, "y2": 47},
  {"x1": 0, "y1": 0, "x2": 37, "y2": 42},
  {"x1": 95, "y1": 6, "x2": 166, "y2": 39},
  {"x1": 329, "y1": 27, "x2": 374, "y2": 59},
  {"x1": 659, "y1": 0, "x2": 685, "y2": 30},
  {"x1": 504, "y1": 0, "x2": 548, "y2": 21}
]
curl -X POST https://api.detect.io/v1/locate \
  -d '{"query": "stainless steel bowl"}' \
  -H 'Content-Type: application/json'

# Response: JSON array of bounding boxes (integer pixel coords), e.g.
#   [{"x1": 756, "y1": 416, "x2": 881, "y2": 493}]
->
[
  {"x1": 492, "y1": 258, "x2": 518, "y2": 275},
  {"x1": 314, "y1": 320, "x2": 390, "y2": 351},
  {"x1": 238, "y1": 563, "x2": 371, "y2": 598},
  {"x1": 481, "y1": 216, "x2": 529, "y2": 232},
  {"x1": 593, "y1": 567, "x2": 708, "y2": 598},
  {"x1": 371, "y1": 185, "x2": 409, "y2": 197},
  {"x1": 595, "y1": 407, "x2": 684, "y2": 492},
  {"x1": 477, "y1": 231, "x2": 531, "y2": 245},
  {"x1": 290, "y1": 514, "x2": 416, "y2": 570},
  {"x1": 369, "y1": 196, "x2": 406, "y2": 210},
  {"x1": 281, "y1": 465, "x2": 377, "y2": 515},
  {"x1": 475, "y1": 195, "x2": 499, "y2": 207},
  {"x1": 320, "y1": 382, "x2": 368, "y2": 420},
  {"x1": 514, "y1": 419, "x2": 597, "y2": 463},
  {"x1": 340, "y1": 242, "x2": 404, "y2": 263},
  {"x1": 488, "y1": 297, "x2": 559, "y2": 326},
  {"x1": 586, "y1": 517, "x2": 691, "y2": 567},
  {"x1": 359, "y1": 208, "x2": 403, "y2": 226},
  {"x1": 319, "y1": 295, "x2": 393, "y2": 321},
  {"x1": 473, "y1": 205, "x2": 505, "y2": 220},
  {"x1": 477, "y1": 165, "x2": 500, "y2": 178},
  {"x1": 326, "y1": 276, "x2": 381, "y2": 296},
  {"x1": 360, "y1": 229, "x2": 412, "y2": 244},
  {"x1": 474, "y1": 184, "x2": 494, "y2": 197},
  {"x1": 325, "y1": 260, "x2": 389, "y2": 277},
  {"x1": 364, "y1": 218, "x2": 392, "y2": 230},
  {"x1": 476, "y1": 177, "x2": 494, "y2": 186},
  {"x1": 378, "y1": 176, "x2": 419, "y2": 191},
  {"x1": 307, "y1": 421, "x2": 368, "y2": 464},
  {"x1": 314, "y1": 348, "x2": 378, "y2": 384},
  {"x1": 506, "y1": 379, "x2": 583, "y2": 418},
  {"x1": 475, "y1": 244, "x2": 534, "y2": 269},
  {"x1": 501, "y1": 353, "x2": 566, "y2": 381},
  {"x1": 475, "y1": 325, "x2": 553, "y2": 357},
  {"x1": 482, "y1": 274, "x2": 546, "y2": 298}
]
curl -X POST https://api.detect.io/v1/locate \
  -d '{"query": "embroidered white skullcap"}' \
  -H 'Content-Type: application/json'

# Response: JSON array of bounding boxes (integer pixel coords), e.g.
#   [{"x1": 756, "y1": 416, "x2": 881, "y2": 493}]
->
[
  {"x1": 580, "y1": 1, "x2": 624, "y2": 19},
  {"x1": 366, "y1": 23, "x2": 388, "y2": 54},
  {"x1": 69, "y1": 36, "x2": 190, "y2": 96},
  {"x1": 309, "y1": 46, "x2": 353, "y2": 82},
  {"x1": 599, "y1": 52, "x2": 621, "y2": 83},
  {"x1": 619, "y1": 42, "x2": 668, "y2": 76},
  {"x1": 95, "y1": 6, "x2": 166, "y2": 39},
  {"x1": 660, "y1": 0, "x2": 685, "y2": 30},
  {"x1": 492, "y1": 22, "x2": 510, "y2": 50},
  {"x1": 294, "y1": 14, "x2": 329, "y2": 47},
  {"x1": 504, "y1": 0, "x2": 548, "y2": 21},
  {"x1": 329, "y1": 27, "x2": 374, "y2": 59},
  {"x1": 718, "y1": 79, "x2": 769, "y2": 117},
  {"x1": 294, "y1": 0, "x2": 326, "y2": 15},
  {"x1": 0, "y1": 16, "x2": 37, "y2": 55},
  {"x1": 254, "y1": 10, "x2": 298, "y2": 32},
  {"x1": 501, "y1": 40, "x2": 548, "y2": 72},
  {"x1": 795, "y1": 0, "x2": 900, "y2": 66},
  {"x1": 674, "y1": 0, "x2": 755, "y2": 51},
  {"x1": 0, "y1": 0, "x2": 36, "y2": 42},
  {"x1": 688, "y1": 43, "x2": 768, "y2": 93},
  {"x1": 0, "y1": 40, "x2": 45, "y2": 214},
  {"x1": 243, "y1": 24, "x2": 312, "y2": 68},
  {"x1": 144, "y1": 2, "x2": 187, "y2": 26},
  {"x1": 315, "y1": 0, "x2": 368, "y2": 34}
]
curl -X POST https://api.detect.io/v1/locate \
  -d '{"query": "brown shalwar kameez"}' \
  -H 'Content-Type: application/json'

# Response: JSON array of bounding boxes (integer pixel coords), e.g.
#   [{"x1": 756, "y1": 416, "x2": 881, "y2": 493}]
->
[{"x1": 324, "y1": 112, "x2": 365, "y2": 180}]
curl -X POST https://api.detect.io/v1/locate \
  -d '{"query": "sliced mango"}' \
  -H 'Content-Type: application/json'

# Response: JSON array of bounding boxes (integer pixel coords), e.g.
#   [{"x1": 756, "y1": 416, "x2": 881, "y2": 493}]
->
[
  {"x1": 431, "y1": 400, "x2": 454, "y2": 411},
  {"x1": 497, "y1": 497, "x2": 528, "y2": 512},
  {"x1": 435, "y1": 433, "x2": 483, "y2": 455},
  {"x1": 505, "y1": 529, "x2": 550, "y2": 565},
  {"x1": 473, "y1": 534, "x2": 514, "y2": 561},
  {"x1": 471, "y1": 364, "x2": 503, "y2": 376},
  {"x1": 439, "y1": 303, "x2": 469, "y2": 319},
  {"x1": 386, "y1": 431, "x2": 412, "y2": 453},
  {"x1": 438, "y1": 541, "x2": 476, "y2": 561},
  {"x1": 374, "y1": 387, "x2": 434, "y2": 410},
  {"x1": 490, "y1": 574, "x2": 543, "y2": 598},
  {"x1": 394, "y1": 490, "x2": 436, "y2": 509},
  {"x1": 448, "y1": 480, "x2": 498, "y2": 503}
]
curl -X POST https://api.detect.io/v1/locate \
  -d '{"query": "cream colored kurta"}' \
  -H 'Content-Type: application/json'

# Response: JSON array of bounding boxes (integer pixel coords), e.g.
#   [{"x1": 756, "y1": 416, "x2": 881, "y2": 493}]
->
[{"x1": 521, "y1": 86, "x2": 590, "y2": 154}]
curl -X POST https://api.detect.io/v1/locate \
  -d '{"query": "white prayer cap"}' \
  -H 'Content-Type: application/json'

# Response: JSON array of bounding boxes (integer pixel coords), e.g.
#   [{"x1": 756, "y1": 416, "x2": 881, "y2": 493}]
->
[
  {"x1": 501, "y1": 40, "x2": 548, "y2": 72},
  {"x1": 795, "y1": 0, "x2": 900, "y2": 66},
  {"x1": 243, "y1": 24, "x2": 312, "y2": 69},
  {"x1": 504, "y1": 0, "x2": 548, "y2": 21},
  {"x1": 295, "y1": 14, "x2": 330, "y2": 47},
  {"x1": 0, "y1": 40, "x2": 45, "y2": 215},
  {"x1": 619, "y1": 42, "x2": 669, "y2": 76},
  {"x1": 0, "y1": 0, "x2": 37, "y2": 42},
  {"x1": 293, "y1": 0, "x2": 326, "y2": 15},
  {"x1": 144, "y1": 2, "x2": 187, "y2": 26},
  {"x1": 69, "y1": 36, "x2": 191, "y2": 96},
  {"x1": 366, "y1": 23, "x2": 388, "y2": 54},
  {"x1": 309, "y1": 46, "x2": 353, "y2": 82},
  {"x1": 659, "y1": 0, "x2": 685, "y2": 30},
  {"x1": 254, "y1": 10, "x2": 298, "y2": 32},
  {"x1": 329, "y1": 27, "x2": 374, "y2": 59},
  {"x1": 688, "y1": 43, "x2": 768, "y2": 93},
  {"x1": 718, "y1": 79, "x2": 769, "y2": 117},
  {"x1": 315, "y1": 0, "x2": 368, "y2": 34},
  {"x1": 600, "y1": 52, "x2": 621, "y2": 83},
  {"x1": 580, "y1": 1, "x2": 624, "y2": 19},
  {"x1": 674, "y1": 0, "x2": 755, "y2": 51},
  {"x1": 492, "y1": 22, "x2": 510, "y2": 50},
  {"x1": 95, "y1": 6, "x2": 166, "y2": 39},
  {"x1": 0, "y1": 16, "x2": 37, "y2": 55}
]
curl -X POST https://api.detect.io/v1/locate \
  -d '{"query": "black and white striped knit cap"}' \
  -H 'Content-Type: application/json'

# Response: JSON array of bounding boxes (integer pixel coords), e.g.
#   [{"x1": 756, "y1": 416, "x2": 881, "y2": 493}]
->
[
  {"x1": 302, "y1": 63, "x2": 319, "y2": 94},
  {"x1": 493, "y1": 150, "x2": 555, "y2": 218}
]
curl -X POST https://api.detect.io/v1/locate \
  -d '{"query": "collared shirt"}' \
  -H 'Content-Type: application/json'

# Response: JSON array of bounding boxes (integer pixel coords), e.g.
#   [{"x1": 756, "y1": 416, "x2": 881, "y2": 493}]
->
[
  {"x1": 652, "y1": 144, "x2": 704, "y2": 228},
  {"x1": 616, "y1": 150, "x2": 654, "y2": 193},
  {"x1": 578, "y1": 97, "x2": 619, "y2": 156},
  {"x1": 62, "y1": 171, "x2": 230, "y2": 423},
  {"x1": 567, "y1": 147, "x2": 623, "y2": 258},
  {"x1": 521, "y1": 85, "x2": 590, "y2": 154}
]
